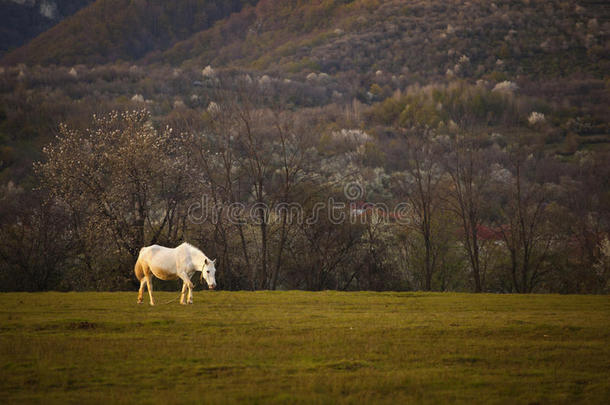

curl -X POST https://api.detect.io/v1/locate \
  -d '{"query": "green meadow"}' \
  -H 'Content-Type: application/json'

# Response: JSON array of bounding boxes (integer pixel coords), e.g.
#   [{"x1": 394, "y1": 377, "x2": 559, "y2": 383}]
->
[{"x1": 0, "y1": 291, "x2": 608, "y2": 404}]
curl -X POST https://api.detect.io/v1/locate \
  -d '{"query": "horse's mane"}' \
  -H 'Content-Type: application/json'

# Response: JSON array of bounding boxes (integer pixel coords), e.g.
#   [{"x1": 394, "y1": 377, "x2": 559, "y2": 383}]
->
[{"x1": 180, "y1": 242, "x2": 208, "y2": 260}]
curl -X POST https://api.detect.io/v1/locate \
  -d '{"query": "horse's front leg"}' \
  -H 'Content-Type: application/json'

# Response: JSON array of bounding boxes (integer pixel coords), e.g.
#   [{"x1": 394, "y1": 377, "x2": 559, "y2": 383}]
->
[
  {"x1": 180, "y1": 281, "x2": 188, "y2": 305},
  {"x1": 178, "y1": 273, "x2": 194, "y2": 304},
  {"x1": 187, "y1": 283, "x2": 194, "y2": 304}
]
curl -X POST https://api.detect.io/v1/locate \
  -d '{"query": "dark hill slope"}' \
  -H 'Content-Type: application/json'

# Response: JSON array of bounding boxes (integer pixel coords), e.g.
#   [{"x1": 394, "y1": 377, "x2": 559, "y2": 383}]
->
[
  {"x1": 157, "y1": 0, "x2": 608, "y2": 81},
  {"x1": 2, "y1": 0, "x2": 258, "y2": 65},
  {"x1": 4, "y1": 0, "x2": 608, "y2": 84},
  {"x1": 0, "y1": 0, "x2": 94, "y2": 55}
]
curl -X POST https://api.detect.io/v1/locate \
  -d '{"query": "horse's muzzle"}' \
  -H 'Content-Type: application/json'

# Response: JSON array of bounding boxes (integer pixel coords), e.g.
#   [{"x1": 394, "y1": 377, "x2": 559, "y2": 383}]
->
[{"x1": 209, "y1": 285, "x2": 216, "y2": 290}]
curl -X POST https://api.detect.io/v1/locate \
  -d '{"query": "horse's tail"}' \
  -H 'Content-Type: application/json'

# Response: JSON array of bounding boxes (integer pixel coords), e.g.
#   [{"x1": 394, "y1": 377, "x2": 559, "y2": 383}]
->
[{"x1": 134, "y1": 257, "x2": 144, "y2": 281}]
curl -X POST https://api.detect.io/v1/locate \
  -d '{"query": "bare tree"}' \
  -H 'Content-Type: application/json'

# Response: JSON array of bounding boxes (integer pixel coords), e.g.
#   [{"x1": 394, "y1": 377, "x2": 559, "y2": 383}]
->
[
  {"x1": 195, "y1": 78, "x2": 316, "y2": 289},
  {"x1": 286, "y1": 193, "x2": 362, "y2": 291},
  {"x1": 392, "y1": 132, "x2": 446, "y2": 291},
  {"x1": 495, "y1": 142, "x2": 552, "y2": 293},
  {"x1": 550, "y1": 150, "x2": 610, "y2": 293},
  {"x1": 444, "y1": 133, "x2": 496, "y2": 292},
  {"x1": 0, "y1": 186, "x2": 74, "y2": 291}
]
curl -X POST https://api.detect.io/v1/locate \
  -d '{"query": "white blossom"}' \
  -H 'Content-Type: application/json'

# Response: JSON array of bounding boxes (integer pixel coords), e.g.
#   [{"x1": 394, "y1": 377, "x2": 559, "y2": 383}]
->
[
  {"x1": 202, "y1": 65, "x2": 215, "y2": 77},
  {"x1": 492, "y1": 81, "x2": 518, "y2": 93},
  {"x1": 331, "y1": 129, "x2": 371, "y2": 144},
  {"x1": 528, "y1": 112, "x2": 545, "y2": 125},
  {"x1": 490, "y1": 163, "x2": 512, "y2": 183},
  {"x1": 207, "y1": 102, "x2": 220, "y2": 113}
]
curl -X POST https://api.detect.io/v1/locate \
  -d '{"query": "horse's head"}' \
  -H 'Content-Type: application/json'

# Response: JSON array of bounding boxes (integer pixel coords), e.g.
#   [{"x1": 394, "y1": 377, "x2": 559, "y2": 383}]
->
[{"x1": 202, "y1": 258, "x2": 217, "y2": 290}]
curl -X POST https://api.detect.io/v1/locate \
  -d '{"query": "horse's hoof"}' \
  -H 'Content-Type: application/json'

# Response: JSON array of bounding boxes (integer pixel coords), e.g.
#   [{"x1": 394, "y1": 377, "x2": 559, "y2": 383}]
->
[{"x1": 150, "y1": 302, "x2": 155, "y2": 306}]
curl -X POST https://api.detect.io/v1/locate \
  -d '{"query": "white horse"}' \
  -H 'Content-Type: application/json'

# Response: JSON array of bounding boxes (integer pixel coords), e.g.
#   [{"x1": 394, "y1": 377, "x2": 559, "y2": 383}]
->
[{"x1": 134, "y1": 242, "x2": 217, "y2": 305}]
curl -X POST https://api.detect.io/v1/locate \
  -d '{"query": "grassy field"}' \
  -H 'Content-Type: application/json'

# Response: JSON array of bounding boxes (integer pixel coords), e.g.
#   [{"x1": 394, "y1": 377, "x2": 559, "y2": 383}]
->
[{"x1": 0, "y1": 291, "x2": 608, "y2": 404}]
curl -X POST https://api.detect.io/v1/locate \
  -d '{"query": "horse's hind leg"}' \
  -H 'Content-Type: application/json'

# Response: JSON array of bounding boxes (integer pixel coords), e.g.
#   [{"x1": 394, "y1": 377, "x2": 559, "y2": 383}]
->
[
  {"x1": 135, "y1": 259, "x2": 145, "y2": 304},
  {"x1": 145, "y1": 273, "x2": 155, "y2": 306},
  {"x1": 137, "y1": 278, "x2": 146, "y2": 304}
]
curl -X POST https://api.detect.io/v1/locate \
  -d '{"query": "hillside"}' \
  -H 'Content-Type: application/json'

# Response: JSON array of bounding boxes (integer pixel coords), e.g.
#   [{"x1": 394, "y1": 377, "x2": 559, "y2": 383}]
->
[
  {"x1": 1, "y1": 0, "x2": 259, "y2": 65},
  {"x1": 0, "y1": 0, "x2": 94, "y2": 55},
  {"x1": 1, "y1": 1, "x2": 609, "y2": 295},
  {"x1": 158, "y1": 0, "x2": 609, "y2": 81},
  {"x1": 3, "y1": 0, "x2": 609, "y2": 85}
]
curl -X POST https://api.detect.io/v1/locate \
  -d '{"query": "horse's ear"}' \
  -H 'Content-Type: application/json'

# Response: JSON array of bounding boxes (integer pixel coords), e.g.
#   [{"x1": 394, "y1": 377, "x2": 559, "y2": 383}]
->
[
  {"x1": 204, "y1": 258, "x2": 209, "y2": 265},
  {"x1": 213, "y1": 259, "x2": 217, "y2": 264}
]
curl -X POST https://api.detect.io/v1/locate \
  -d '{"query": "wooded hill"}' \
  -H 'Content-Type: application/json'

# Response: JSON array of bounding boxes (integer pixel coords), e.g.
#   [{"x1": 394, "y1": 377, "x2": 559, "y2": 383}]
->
[
  {"x1": 2, "y1": 0, "x2": 258, "y2": 65},
  {"x1": 0, "y1": 0, "x2": 608, "y2": 293},
  {"x1": 3, "y1": 0, "x2": 608, "y2": 82}
]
